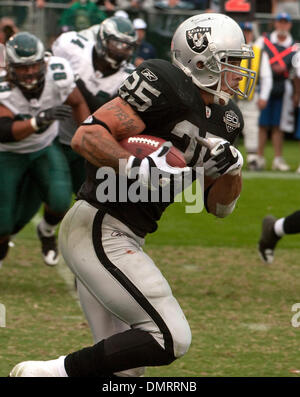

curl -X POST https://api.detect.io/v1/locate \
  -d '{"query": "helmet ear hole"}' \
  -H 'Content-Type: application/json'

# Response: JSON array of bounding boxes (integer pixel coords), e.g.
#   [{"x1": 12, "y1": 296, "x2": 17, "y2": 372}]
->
[{"x1": 196, "y1": 61, "x2": 205, "y2": 70}]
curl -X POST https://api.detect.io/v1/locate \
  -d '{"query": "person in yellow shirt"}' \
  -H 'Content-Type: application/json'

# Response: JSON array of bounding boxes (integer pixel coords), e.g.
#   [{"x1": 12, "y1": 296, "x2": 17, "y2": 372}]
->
[{"x1": 237, "y1": 22, "x2": 273, "y2": 170}]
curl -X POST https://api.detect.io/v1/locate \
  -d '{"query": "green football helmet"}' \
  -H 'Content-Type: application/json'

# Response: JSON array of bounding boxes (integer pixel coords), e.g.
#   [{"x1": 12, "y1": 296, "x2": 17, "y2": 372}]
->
[
  {"x1": 95, "y1": 16, "x2": 137, "y2": 69},
  {"x1": 5, "y1": 32, "x2": 46, "y2": 92}
]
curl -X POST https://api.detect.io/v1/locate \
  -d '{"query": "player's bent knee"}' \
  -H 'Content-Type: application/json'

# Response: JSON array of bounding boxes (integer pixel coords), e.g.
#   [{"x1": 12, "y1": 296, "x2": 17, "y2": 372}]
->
[
  {"x1": 172, "y1": 323, "x2": 192, "y2": 358},
  {"x1": 155, "y1": 314, "x2": 191, "y2": 359}
]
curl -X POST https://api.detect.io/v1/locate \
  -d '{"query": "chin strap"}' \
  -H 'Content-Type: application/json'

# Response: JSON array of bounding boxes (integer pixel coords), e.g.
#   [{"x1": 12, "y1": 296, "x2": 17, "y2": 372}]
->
[
  {"x1": 104, "y1": 52, "x2": 126, "y2": 70},
  {"x1": 191, "y1": 75, "x2": 231, "y2": 106},
  {"x1": 213, "y1": 90, "x2": 231, "y2": 106}
]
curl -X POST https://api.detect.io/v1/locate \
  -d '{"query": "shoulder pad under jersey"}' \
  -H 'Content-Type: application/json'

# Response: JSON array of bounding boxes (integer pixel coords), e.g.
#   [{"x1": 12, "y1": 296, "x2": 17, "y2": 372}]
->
[
  {"x1": 46, "y1": 55, "x2": 75, "y2": 90},
  {"x1": 0, "y1": 73, "x2": 12, "y2": 100},
  {"x1": 52, "y1": 31, "x2": 90, "y2": 61},
  {"x1": 209, "y1": 99, "x2": 244, "y2": 144},
  {"x1": 119, "y1": 58, "x2": 202, "y2": 114}
]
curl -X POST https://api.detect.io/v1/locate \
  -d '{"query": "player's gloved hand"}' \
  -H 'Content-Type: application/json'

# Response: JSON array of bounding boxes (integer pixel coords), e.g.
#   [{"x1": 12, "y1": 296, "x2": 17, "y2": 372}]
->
[
  {"x1": 196, "y1": 137, "x2": 243, "y2": 179},
  {"x1": 125, "y1": 142, "x2": 190, "y2": 189},
  {"x1": 34, "y1": 105, "x2": 73, "y2": 129}
]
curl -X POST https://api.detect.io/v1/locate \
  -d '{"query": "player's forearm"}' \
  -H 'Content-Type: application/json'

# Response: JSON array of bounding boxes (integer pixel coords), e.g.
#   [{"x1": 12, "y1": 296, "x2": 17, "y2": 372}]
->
[
  {"x1": 12, "y1": 119, "x2": 37, "y2": 141},
  {"x1": 76, "y1": 79, "x2": 109, "y2": 113},
  {"x1": 206, "y1": 173, "x2": 242, "y2": 218},
  {"x1": 72, "y1": 97, "x2": 146, "y2": 169},
  {"x1": 72, "y1": 101, "x2": 90, "y2": 125},
  {"x1": 65, "y1": 86, "x2": 90, "y2": 125},
  {"x1": 71, "y1": 126, "x2": 131, "y2": 171}
]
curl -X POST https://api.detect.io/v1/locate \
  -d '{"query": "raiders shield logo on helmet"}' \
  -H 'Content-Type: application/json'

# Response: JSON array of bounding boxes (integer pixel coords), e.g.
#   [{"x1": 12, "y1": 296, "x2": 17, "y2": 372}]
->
[{"x1": 186, "y1": 27, "x2": 211, "y2": 53}]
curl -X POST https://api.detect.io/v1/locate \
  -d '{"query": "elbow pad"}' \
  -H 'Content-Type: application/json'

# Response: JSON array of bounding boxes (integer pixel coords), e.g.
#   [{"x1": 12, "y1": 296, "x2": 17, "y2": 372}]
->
[
  {"x1": 0, "y1": 117, "x2": 15, "y2": 143},
  {"x1": 215, "y1": 196, "x2": 239, "y2": 218}
]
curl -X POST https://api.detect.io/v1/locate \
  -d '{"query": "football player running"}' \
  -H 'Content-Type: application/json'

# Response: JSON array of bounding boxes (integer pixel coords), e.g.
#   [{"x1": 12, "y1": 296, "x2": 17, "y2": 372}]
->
[
  {"x1": 10, "y1": 14, "x2": 256, "y2": 377},
  {"x1": 0, "y1": 32, "x2": 89, "y2": 268},
  {"x1": 51, "y1": 16, "x2": 137, "y2": 194}
]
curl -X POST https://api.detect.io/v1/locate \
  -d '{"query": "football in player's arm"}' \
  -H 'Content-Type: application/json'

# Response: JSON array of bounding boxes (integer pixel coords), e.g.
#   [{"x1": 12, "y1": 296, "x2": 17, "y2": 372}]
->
[{"x1": 9, "y1": 14, "x2": 256, "y2": 377}]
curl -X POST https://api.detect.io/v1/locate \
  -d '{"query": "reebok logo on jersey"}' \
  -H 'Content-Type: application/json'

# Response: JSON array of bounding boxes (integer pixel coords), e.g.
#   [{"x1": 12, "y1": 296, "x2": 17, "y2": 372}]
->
[
  {"x1": 141, "y1": 68, "x2": 158, "y2": 82},
  {"x1": 223, "y1": 110, "x2": 240, "y2": 133}
]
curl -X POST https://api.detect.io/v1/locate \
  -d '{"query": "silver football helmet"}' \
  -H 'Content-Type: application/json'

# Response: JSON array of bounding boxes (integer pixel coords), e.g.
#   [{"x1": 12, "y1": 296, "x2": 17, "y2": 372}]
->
[{"x1": 171, "y1": 13, "x2": 256, "y2": 105}]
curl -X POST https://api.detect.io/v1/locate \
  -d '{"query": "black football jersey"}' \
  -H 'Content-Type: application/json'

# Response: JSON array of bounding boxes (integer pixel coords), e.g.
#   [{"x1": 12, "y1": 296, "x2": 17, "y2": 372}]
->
[{"x1": 77, "y1": 59, "x2": 244, "y2": 237}]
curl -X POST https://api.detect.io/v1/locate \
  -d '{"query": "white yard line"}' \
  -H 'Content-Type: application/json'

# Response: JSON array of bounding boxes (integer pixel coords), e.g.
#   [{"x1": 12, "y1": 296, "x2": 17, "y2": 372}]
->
[
  {"x1": 241, "y1": 323, "x2": 271, "y2": 331},
  {"x1": 243, "y1": 171, "x2": 300, "y2": 179}
]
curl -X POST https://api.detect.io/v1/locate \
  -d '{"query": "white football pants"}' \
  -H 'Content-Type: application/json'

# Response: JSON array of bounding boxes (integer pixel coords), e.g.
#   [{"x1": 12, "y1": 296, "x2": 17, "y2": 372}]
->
[{"x1": 58, "y1": 200, "x2": 191, "y2": 376}]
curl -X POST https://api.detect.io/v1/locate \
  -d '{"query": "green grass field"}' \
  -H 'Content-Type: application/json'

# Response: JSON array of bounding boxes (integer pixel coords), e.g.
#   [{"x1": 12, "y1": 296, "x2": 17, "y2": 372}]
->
[{"x1": 0, "y1": 141, "x2": 300, "y2": 377}]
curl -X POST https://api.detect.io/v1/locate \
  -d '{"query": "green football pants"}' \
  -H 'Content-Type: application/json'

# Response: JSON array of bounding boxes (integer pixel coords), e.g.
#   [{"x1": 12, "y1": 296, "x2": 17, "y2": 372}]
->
[
  {"x1": 0, "y1": 140, "x2": 72, "y2": 236},
  {"x1": 60, "y1": 143, "x2": 86, "y2": 195}
]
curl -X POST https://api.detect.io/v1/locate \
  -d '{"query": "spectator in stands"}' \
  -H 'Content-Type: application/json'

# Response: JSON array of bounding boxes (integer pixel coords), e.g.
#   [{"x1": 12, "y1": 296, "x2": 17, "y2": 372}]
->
[
  {"x1": 77, "y1": 9, "x2": 129, "y2": 42},
  {"x1": 95, "y1": 0, "x2": 118, "y2": 11},
  {"x1": 256, "y1": 12, "x2": 297, "y2": 171},
  {"x1": 59, "y1": 0, "x2": 107, "y2": 32},
  {"x1": 204, "y1": 0, "x2": 220, "y2": 11},
  {"x1": 115, "y1": 0, "x2": 154, "y2": 10},
  {"x1": 114, "y1": 10, "x2": 129, "y2": 18},
  {"x1": 34, "y1": 0, "x2": 74, "y2": 47},
  {"x1": 0, "y1": 18, "x2": 18, "y2": 44},
  {"x1": 35, "y1": 0, "x2": 75, "y2": 7},
  {"x1": 236, "y1": 22, "x2": 273, "y2": 171},
  {"x1": 132, "y1": 18, "x2": 157, "y2": 67},
  {"x1": 155, "y1": 0, "x2": 195, "y2": 9},
  {"x1": 12, "y1": 0, "x2": 29, "y2": 27}
]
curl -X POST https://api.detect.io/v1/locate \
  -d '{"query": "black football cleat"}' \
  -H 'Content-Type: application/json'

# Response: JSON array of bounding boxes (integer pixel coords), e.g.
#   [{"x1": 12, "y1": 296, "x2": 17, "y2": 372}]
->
[
  {"x1": 258, "y1": 215, "x2": 281, "y2": 264},
  {"x1": 37, "y1": 224, "x2": 59, "y2": 266}
]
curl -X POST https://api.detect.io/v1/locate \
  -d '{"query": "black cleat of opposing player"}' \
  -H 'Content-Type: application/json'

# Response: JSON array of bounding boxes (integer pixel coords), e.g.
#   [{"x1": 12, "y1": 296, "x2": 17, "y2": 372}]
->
[
  {"x1": 258, "y1": 215, "x2": 281, "y2": 264},
  {"x1": 36, "y1": 224, "x2": 59, "y2": 266}
]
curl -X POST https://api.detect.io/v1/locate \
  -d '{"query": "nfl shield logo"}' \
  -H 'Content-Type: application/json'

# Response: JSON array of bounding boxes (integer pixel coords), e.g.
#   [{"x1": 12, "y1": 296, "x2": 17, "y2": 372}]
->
[{"x1": 223, "y1": 110, "x2": 240, "y2": 133}]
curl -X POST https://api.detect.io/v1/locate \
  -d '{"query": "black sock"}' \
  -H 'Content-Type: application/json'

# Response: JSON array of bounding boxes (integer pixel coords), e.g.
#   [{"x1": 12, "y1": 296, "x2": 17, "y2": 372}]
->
[
  {"x1": 44, "y1": 208, "x2": 64, "y2": 226},
  {"x1": 0, "y1": 239, "x2": 9, "y2": 260},
  {"x1": 64, "y1": 329, "x2": 175, "y2": 377},
  {"x1": 283, "y1": 210, "x2": 300, "y2": 234}
]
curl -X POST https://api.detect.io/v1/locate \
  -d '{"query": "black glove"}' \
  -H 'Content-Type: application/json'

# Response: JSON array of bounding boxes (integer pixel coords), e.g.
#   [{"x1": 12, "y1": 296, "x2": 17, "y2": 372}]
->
[{"x1": 35, "y1": 105, "x2": 73, "y2": 128}]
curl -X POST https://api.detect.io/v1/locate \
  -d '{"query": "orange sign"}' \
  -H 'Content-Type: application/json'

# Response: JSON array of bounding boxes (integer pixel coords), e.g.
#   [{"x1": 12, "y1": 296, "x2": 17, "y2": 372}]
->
[{"x1": 225, "y1": 0, "x2": 251, "y2": 12}]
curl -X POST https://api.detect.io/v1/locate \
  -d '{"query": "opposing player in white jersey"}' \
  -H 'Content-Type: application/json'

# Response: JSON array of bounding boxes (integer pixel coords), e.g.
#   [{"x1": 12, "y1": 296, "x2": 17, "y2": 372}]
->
[
  {"x1": 0, "y1": 32, "x2": 89, "y2": 267},
  {"x1": 52, "y1": 16, "x2": 137, "y2": 194}
]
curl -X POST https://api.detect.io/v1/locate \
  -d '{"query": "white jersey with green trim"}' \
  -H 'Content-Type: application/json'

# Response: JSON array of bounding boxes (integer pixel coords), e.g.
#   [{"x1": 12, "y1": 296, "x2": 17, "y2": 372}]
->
[
  {"x1": 0, "y1": 55, "x2": 75, "y2": 153},
  {"x1": 52, "y1": 30, "x2": 134, "y2": 98},
  {"x1": 52, "y1": 31, "x2": 134, "y2": 145}
]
